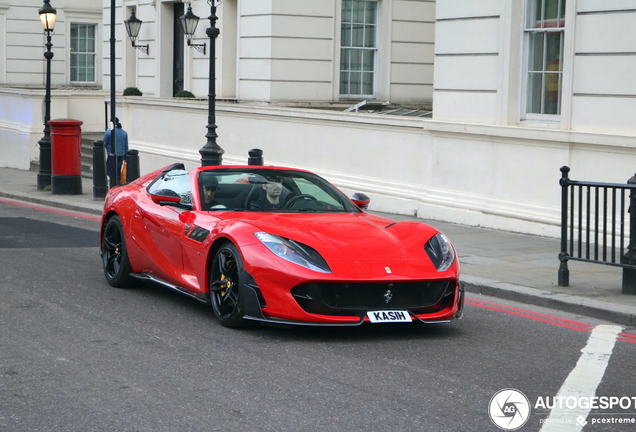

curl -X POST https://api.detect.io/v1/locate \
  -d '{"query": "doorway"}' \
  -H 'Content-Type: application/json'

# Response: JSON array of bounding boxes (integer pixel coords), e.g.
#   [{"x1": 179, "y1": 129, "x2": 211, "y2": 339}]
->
[{"x1": 173, "y1": 2, "x2": 185, "y2": 95}]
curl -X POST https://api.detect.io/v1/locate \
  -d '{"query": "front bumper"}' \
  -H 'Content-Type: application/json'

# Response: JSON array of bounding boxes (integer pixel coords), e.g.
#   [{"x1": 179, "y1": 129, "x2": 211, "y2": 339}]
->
[
  {"x1": 238, "y1": 242, "x2": 463, "y2": 326},
  {"x1": 240, "y1": 274, "x2": 464, "y2": 326}
]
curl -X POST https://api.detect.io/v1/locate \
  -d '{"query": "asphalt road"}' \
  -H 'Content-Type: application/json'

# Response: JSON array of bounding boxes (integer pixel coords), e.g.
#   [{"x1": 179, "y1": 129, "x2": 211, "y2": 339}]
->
[{"x1": 1, "y1": 199, "x2": 635, "y2": 432}]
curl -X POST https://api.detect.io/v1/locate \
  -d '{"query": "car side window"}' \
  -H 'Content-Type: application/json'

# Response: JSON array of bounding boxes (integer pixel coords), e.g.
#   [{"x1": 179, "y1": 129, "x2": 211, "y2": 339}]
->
[{"x1": 147, "y1": 169, "x2": 192, "y2": 204}]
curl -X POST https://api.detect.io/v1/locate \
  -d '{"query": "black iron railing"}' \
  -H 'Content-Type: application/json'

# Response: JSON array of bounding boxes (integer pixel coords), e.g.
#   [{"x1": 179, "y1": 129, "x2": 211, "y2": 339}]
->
[{"x1": 559, "y1": 166, "x2": 636, "y2": 294}]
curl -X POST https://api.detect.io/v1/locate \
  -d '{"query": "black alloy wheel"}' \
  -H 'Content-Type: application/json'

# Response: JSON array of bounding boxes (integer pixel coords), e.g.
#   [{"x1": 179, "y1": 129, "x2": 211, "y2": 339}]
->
[
  {"x1": 101, "y1": 216, "x2": 136, "y2": 288},
  {"x1": 210, "y1": 243, "x2": 247, "y2": 328}
]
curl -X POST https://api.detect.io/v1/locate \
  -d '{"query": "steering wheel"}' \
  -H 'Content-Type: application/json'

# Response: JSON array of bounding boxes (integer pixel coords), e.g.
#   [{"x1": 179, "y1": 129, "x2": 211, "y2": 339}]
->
[{"x1": 285, "y1": 194, "x2": 318, "y2": 208}]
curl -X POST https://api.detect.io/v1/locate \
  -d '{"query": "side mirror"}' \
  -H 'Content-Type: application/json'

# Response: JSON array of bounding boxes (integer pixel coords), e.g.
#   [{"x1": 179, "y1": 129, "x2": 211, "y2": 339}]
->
[
  {"x1": 351, "y1": 192, "x2": 370, "y2": 210},
  {"x1": 150, "y1": 189, "x2": 182, "y2": 206}
]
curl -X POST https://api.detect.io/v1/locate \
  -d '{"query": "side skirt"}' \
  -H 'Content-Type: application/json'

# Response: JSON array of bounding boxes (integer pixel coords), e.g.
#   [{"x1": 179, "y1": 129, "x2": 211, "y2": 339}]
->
[{"x1": 131, "y1": 273, "x2": 210, "y2": 304}]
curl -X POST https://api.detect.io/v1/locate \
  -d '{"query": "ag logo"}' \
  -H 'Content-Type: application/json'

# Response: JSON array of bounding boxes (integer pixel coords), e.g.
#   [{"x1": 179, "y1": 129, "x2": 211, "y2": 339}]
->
[{"x1": 488, "y1": 389, "x2": 531, "y2": 430}]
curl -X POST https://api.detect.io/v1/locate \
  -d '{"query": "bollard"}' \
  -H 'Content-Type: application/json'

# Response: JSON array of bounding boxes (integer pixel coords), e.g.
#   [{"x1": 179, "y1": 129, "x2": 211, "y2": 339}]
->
[
  {"x1": 49, "y1": 119, "x2": 83, "y2": 195},
  {"x1": 623, "y1": 173, "x2": 636, "y2": 294},
  {"x1": 558, "y1": 166, "x2": 570, "y2": 287},
  {"x1": 126, "y1": 149, "x2": 140, "y2": 182},
  {"x1": 93, "y1": 140, "x2": 108, "y2": 199},
  {"x1": 248, "y1": 149, "x2": 264, "y2": 166}
]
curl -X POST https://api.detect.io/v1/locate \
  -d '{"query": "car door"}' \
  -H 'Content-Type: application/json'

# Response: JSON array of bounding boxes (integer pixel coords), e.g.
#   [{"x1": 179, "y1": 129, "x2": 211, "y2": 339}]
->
[
  {"x1": 133, "y1": 168, "x2": 192, "y2": 284},
  {"x1": 179, "y1": 210, "x2": 218, "y2": 296}
]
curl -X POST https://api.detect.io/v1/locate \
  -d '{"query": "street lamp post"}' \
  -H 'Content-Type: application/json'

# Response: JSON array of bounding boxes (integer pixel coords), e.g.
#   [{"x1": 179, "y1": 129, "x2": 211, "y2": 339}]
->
[
  {"x1": 180, "y1": 1, "x2": 224, "y2": 166},
  {"x1": 37, "y1": 0, "x2": 57, "y2": 190}
]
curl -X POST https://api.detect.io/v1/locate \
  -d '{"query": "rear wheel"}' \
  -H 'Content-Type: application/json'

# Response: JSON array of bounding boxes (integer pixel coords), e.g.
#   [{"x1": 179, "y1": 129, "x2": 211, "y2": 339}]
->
[
  {"x1": 209, "y1": 243, "x2": 247, "y2": 328},
  {"x1": 102, "y1": 215, "x2": 137, "y2": 288}
]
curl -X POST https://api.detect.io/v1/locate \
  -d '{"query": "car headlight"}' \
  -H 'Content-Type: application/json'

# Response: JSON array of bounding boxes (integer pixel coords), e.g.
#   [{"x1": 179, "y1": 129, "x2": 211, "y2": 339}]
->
[
  {"x1": 424, "y1": 232, "x2": 456, "y2": 272},
  {"x1": 255, "y1": 232, "x2": 331, "y2": 273}
]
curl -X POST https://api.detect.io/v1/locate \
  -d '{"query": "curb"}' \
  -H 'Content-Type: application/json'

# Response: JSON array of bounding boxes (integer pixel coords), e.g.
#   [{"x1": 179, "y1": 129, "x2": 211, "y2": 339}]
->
[
  {"x1": 463, "y1": 276, "x2": 636, "y2": 327},
  {"x1": 0, "y1": 191, "x2": 104, "y2": 216}
]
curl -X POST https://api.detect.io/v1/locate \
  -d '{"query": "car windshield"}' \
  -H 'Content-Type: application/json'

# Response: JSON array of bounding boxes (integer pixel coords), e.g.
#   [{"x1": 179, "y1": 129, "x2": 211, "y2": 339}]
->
[{"x1": 197, "y1": 168, "x2": 362, "y2": 213}]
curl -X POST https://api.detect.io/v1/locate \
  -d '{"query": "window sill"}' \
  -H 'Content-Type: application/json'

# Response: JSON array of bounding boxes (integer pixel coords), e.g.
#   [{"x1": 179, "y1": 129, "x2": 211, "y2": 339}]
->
[{"x1": 519, "y1": 118, "x2": 561, "y2": 129}]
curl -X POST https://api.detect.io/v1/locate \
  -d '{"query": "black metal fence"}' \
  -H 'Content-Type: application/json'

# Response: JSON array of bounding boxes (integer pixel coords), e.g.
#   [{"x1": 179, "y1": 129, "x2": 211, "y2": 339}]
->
[{"x1": 559, "y1": 166, "x2": 636, "y2": 294}]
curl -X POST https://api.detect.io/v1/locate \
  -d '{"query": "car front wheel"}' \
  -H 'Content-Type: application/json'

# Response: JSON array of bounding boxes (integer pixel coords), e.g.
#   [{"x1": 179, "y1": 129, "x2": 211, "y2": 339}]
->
[
  {"x1": 209, "y1": 243, "x2": 247, "y2": 328},
  {"x1": 101, "y1": 215, "x2": 136, "y2": 288}
]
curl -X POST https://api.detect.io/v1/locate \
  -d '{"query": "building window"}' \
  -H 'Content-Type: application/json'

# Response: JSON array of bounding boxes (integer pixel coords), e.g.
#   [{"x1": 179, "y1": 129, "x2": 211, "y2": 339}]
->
[
  {"x1": 70, "y1": 23, "x2": 96, "y2": 83},
  {"x1": 340, "y1": 0, "x2": 377, "y2": 97},
  {"x1": 524, "y1": 0, "x2": 565, "y2": 116}
]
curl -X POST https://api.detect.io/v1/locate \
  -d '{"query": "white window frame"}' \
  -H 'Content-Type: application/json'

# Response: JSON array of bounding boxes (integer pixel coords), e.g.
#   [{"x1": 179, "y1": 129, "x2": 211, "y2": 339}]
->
[
  {"x1": 339, "y1": 0, "x2": 378, "y2": 99},
  {"x1": 521, "y1": 0, "x2": 565, "y2": 121},
  {"x1": 70, "y1": 22, "x2": 97, "y2": 84}
]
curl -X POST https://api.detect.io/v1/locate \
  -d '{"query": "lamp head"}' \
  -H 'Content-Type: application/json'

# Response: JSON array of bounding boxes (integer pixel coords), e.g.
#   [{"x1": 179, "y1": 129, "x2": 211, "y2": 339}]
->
[
  {"x1": 179, "y1": 2, "x2": 200, "y2": 40},
  {"x1": 38, "y1": 0, "x2": 57, "y2": 32},
  {"x1": 124, "y1": 8, "x2": 143, "y2": 40}
]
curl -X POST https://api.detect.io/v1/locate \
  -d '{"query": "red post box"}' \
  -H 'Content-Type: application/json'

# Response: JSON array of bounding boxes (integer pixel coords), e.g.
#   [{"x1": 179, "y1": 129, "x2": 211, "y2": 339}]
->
[{"x1": 49, "y1": 118, "x2": 83, "y2": 195}]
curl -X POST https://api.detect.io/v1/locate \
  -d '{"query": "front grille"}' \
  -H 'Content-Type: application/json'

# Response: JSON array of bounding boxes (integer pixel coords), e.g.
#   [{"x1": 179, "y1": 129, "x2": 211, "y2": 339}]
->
[{"x1": 291, "y1": 280, "x2": 454, "y2": 316}]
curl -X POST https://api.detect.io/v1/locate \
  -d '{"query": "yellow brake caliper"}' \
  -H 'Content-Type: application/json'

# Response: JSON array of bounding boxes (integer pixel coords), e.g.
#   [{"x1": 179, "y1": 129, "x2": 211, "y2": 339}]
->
[
  {"x1": 219, "y1": 274, "x2": 230, "y2": 297},
  {"x1": 219, "y1": 259, "x2": 234, "y2": 298}
]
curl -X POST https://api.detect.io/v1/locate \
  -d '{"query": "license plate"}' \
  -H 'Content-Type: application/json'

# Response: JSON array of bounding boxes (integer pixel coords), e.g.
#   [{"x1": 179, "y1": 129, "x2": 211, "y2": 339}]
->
[{"x1": 367, "y1": 310, "x2": 412, "y2": 323}]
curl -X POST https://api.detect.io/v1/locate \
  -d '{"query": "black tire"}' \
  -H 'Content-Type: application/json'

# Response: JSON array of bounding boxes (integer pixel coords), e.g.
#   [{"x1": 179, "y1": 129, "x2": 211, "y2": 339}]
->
[
  {"x1": 101, "y1": 215, "x2": 137, "y2": 288},
  {"x1": 209, "y1": 243, "x2": 248, "y2": 328}
]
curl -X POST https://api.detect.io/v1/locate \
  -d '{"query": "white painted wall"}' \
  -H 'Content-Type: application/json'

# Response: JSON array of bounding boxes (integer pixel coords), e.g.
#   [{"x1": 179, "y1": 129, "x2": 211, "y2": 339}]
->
[
  {"x1": 111, "y1": 98, "x2": 636, "y2": 238},
  {"x1": 104, "y1": 0, "x2": 438, "y2": 104},
  {"x1": 570, "y1": 6, "x2": 636, "y2": 135},
  {"x1": 0, "y1": 4, "x2": 8, "y2": 84},
  {"x1": 4, "y1": 87, "x2": 636, "y2": 238},
  {"x1": 0, "y1": 90, "x2": 41, "y2": 170},
  {"x1": 433, "y1": 0, "x2": 636, "y2": 139},
  {"x1": 0, "y1": 1, "x2": 102, "y2": 87},
  {"x1": 0, "y1": 1, "x2": 436, "y2": 104},
  {"x1": 0, "y1": 88, "x2": 107, "y2": 169},
  {"x1": 389, "y1": 0, "x2": 436, "y2": 104},
  {"x1": 433, "y1": 0, "x2": 505, "y2": 124},
  {"x1": 5, "y1": 0, "x2": 636, "y2": 240}
]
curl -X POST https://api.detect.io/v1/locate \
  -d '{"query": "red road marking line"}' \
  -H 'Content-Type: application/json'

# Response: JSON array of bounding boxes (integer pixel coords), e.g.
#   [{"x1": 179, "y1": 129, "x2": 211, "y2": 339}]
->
[
  {"x1": 464, "y1": 299, "x2": 592, "y2": 332},
  {"x1": 467, "y1": 296, "x2": 595, "y2": 329},
  {"x1": 618, "y1": 333, "x2": 636, "y2": 345},
  {"x1": 0, "y1": 197, "x2": 101, "y2": 222},
  {"x1": 466, "y1": 298, "x2": 636, "y2": 346}
]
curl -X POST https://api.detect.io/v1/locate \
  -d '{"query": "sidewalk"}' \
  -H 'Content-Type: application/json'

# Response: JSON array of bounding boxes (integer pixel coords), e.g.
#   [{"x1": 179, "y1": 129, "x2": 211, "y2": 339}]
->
[{"x1": 1, "y1": 167, "x2": 635, "y2": 326}]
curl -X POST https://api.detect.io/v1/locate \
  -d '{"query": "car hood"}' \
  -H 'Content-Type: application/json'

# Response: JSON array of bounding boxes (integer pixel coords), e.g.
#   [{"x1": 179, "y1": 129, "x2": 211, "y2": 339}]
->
[{"x1": 232, "y1": 212, "x2": 439, "y2": 261}]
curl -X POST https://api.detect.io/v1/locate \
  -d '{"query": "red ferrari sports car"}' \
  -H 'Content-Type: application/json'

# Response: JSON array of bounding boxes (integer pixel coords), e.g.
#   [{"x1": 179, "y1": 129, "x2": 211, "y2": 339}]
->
[{"x1": 100, "y1": 163, "x2": 464, "y2": 328}]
